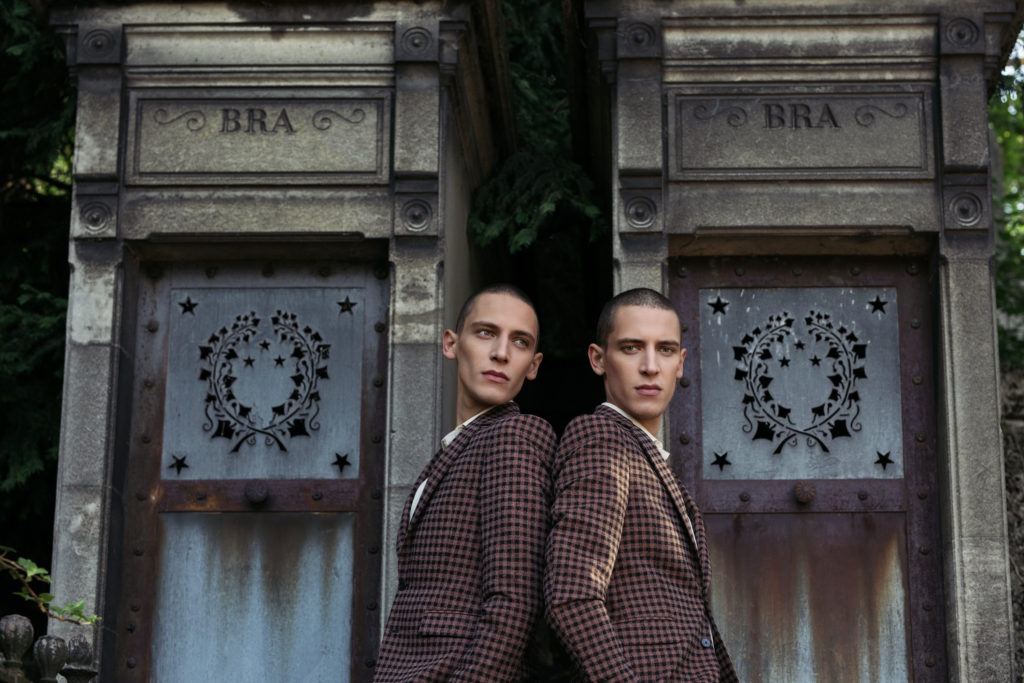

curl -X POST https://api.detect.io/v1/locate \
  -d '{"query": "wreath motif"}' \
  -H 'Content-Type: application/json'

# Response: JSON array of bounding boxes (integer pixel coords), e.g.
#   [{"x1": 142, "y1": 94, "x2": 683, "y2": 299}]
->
[
  {"x1": 198, "y1": 310, "x2": 330, "y2": 453},
  {"x1": 733, "y1": 309, "x2": 867, "y2": 454}
]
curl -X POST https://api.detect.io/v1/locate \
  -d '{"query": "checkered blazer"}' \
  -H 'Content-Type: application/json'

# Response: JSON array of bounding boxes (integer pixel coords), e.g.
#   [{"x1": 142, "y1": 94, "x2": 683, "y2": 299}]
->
[
  {"x1": 374, "y1": 402, "x2": 557, "y2": 682},
  {"x1": 544, "y1": 405, "x2": 737, "y2": 682}
]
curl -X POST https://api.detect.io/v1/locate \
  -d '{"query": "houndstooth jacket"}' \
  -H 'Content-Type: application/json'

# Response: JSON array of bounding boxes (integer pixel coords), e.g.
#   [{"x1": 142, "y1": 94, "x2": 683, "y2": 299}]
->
[
  {"x1": 544, "y1": 405, "x2": 738, "y2": 682},
  {"x1": 373, "y1": 402, "x2": 557, "y2": 682}
]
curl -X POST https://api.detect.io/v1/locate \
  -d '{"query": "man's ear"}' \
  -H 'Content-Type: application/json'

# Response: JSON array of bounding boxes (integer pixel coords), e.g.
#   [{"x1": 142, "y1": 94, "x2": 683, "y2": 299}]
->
[
  {"x1": 442, "y1": 329, "x2": 458, "y2": 360},
  {"x1": 676, "y1": 348, "x2": 687, "y2": 379},
  {"x1": 525, "y1": 352, "x2": 543, "y2": 381},
  {"x1": 587, "y1": 343, "x2": 605, "y2": 376}
]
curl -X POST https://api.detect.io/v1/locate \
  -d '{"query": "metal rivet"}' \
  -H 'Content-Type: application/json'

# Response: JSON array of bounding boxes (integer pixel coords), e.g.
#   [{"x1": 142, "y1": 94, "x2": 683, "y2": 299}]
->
[
  {"x1": 911, "y1": 318, "x2": 921, "y2": 329},
  {"x1": 374, "y1": 322, "x2": 386, "y2": 333},
  {"x1": 792, "y1": 267, "x2": 802, "y2": 276},
  {"x1": 907, "y1": 263, "x2": 920, "y2": 276},
  {"x1": 678, "y1": 433, "x2": 691, "y2": 445},
  {"x1": 143, "y1": 379, "x2": 155, "y2": 389},
  {"x1": 371, "y1": 490, "x2": 382, "y2": 500},
  {"x1": 858, "y1": 491, "x2": 868, "y2": 500},
  {"x1": 205, "y1": 267, "x2": 218, "y2": 279},
  {"x1": 262, "y1": 263, "x2": 274, "y2": 277},
  {"x1": 145, "y1": 320, "x2": 159, "y2": 333},
  {"x1": 676, "y1": 266, "x2": 688, "y2": 278},
  {"x1": 918, "y1": 488, "x2": 929, "y2": 500},
  {"x1": 735, "y1": 267, "x2": 745, "y2": 276},
  {"x1": 915, "y1": 432, "x2": 926, "y2": 443},
  {"x1": 126, "y1": 622, "x2": 136, "y2": 633},
  {"x1": 311, "y1": 490, "x2": 323, "y2": 501},
  {"x1": 367, "y1": 602, "x2": 378, "y2": 611},
  {"x1": 851, "y1": 266, "x2": 861, "y2": 276},
  {"x1": 373, "y1": 377, "x2": 384, "y2": 388},
  {"x1": 133, "y1": 548, "x2": 144, "y2": 557},
  {"x1": 365, "y1": 659, "x2": 377, "y2": 668},
  {"x1": 912, "y1": 375, "x2": 923, "y2": 385},
  {"x1": 195, "y1": 490, "x2": 207, "y2": 501},
  {"x1": 127, "y1": 657, "x2": 137, "y2": 669},
  {"x1": 739, "y1": 492, "x2": 751, "y2": 502},
  {"x1": 318, "y1": 266, "x2": 331, "y2": 278},
  {"x1": 680, "y1": 323, "x2": 688, "y2": 333},
  {"x1": 923, "y1": 602, "x2": 934, "y2": 612},
  {"x1": 679, "y1": 377, "x2": 691, "y2": 388},
  {"x1": 130, "y1": 603, "x2": 141, "y2": 612},
  {"x1": 925, "y1": 655, "x2": 936, "y2": 667},
  {"x1": 372, "y1": 434, "x2": 382, "y2": 444},
  {"x1": 141, "y1": 435, "x2": 151, "y2": 444},
  {"x1": 135, "y1": 491, "x2": 147, "y2": 501},
  {"x1": 369, "y1": 545, "x2": 379, "y2": 554},
  {"x1": 919, "y1": 545, "x2": 930, "y2": 555},
  {"x1": 374, "y1": 265, "x2": 388, "y2": 280}
]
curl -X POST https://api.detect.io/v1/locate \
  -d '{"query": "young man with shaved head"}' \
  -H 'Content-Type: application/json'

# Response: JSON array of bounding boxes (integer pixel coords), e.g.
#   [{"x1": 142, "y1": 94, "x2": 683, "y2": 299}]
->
[
  {"x1": 374, "y1": 284, "x2": 557, "y2": 682},
  {"x1": 544, "y1": 288, "x2": 737, "y2": 682}
]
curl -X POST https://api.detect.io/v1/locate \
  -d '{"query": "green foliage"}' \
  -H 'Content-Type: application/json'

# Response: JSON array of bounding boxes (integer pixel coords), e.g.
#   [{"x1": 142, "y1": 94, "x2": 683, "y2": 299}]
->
[
  {"x1": 1, "y1": 0, "x2": 76, "y2": 183},
  {"x1": 991, "y1": 39, "x2": 1024, "y2": 369},
  {"x1": 0, "y1": 546, "x2": 100, "y2": 624},
  {"x1": 467, "y1": 0, "x2": 604, "y2": 253}
]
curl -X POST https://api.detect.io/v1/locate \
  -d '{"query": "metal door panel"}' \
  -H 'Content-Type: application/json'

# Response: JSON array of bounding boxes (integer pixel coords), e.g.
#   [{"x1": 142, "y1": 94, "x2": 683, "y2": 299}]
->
[
  {"x1": 151, "y1": 512, "x2": 354, "y2": 682},
  {"x1": 113, "y1": 257, "x2": 388, "y2": 682},
  {"x1": 162, "y1": 285, "x2": 364, "y2": 480},
  {"x1": 699, "y1": 286, "x2": 903, "y2": 479},
  {"x1": 708, "y1": 512, "x2": 909, "y2": 683},
  {"x1": 670, "y1": 255, "x2": 945, "y2": 681}
]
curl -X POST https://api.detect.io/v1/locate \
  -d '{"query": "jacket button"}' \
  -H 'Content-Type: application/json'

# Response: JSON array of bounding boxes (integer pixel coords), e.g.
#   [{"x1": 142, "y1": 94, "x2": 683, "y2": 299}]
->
[
  {"x1": 701, "y1": 637, "x2": 712, "y2": 648},
  {"x1": 398, "y1": 579, "x2": 409, "y2": 590}
]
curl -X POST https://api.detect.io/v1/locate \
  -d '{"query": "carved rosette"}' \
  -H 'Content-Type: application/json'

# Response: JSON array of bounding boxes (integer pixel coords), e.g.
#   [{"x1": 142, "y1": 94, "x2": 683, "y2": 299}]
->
[
  {"x1": 624, "y1": 196, "x2": 657, "y2": 230},
  {"x1": 74, "y1": 197, "x2": 116, "y2": 238},
  {"x1": 945, "y1": 190, "x2": 985, "y2": 230},
  {"x1": 396, "y1": 24, "x2": 438, "y2": 62},
  {"x1": 394, "y1": 195, "x2": 437, "y2": 235},
  {"x1": 79, "y1": 27, "x2": 120, "y2": 63},
  {"x1": 618, "y1": 20, "x2": 661, "y2": 58}
]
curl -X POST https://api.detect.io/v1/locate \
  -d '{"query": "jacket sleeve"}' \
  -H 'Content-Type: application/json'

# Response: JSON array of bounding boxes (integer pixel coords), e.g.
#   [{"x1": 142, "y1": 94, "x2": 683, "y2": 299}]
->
[
  {"x1": 449, "y1": 415, "x2": 556, "y2": 682},
  {"x1": 544, "y1": 421, "x2": 638, "y2": 682}
]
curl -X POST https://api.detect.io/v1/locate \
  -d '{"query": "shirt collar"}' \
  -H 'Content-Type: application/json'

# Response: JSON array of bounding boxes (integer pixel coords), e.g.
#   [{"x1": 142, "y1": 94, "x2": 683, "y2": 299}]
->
[
  {"x1": 441, "y1": 405, "x2": 496, "y2": 448},
  {"x1": 602, "y1": 402, "x2": 670, "y2": 460}
]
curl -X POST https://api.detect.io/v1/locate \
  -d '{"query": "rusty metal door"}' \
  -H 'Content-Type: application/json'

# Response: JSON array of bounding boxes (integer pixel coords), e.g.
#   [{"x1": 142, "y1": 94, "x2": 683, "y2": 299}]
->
[
  {"x1": 112, "y1": 258, "x2": 387, "y2": 682},
  {"x1": 670, "y1": 255, "x2": 945, "y2": 681}
]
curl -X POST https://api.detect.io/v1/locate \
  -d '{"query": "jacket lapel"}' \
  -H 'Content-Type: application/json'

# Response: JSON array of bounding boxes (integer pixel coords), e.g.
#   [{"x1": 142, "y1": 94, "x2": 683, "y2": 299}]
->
[
  {"x1": 598, "y1": 405, "x2": 706, "y2": 584},
  {"x1": 398, "y1": 403, "x2": 518, "y2": 553}
]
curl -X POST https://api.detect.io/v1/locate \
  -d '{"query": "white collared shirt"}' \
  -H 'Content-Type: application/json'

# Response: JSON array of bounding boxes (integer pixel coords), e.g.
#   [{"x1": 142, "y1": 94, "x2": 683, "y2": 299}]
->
[{"x1": 409, "y1": 406, "x2": 496, "y2": 520}]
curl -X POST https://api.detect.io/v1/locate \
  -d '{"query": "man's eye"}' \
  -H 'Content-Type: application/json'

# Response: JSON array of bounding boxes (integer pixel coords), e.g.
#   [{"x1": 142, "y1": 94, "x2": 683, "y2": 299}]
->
[
  {"x1": 513, "y1": 338, "x2": 529, "y2": 348},
  {"x1": 477, "y1": 329, "x2": 494, "y2": 338},
  {"x1": 622, "y1": 344, "x2": 638, "y2": 353}
]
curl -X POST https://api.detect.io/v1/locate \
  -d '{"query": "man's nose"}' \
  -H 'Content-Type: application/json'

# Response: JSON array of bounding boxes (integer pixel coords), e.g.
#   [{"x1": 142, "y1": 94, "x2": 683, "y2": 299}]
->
[
  {"x1": 639, "y1": 347, "x2": 659, "y2": 374},
  {"x1": 491, "y1": 336, "x2": 510, "y2": 361}
]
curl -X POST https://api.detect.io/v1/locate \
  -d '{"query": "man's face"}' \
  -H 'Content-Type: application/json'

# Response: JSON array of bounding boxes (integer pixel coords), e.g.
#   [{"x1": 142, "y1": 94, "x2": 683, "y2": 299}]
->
[
  {"x1": 589, "y1": 304, "x2": 685, "y2": 434},
  {"x1": 442, "y1": 293, "x2": 542, "y2": 418}
]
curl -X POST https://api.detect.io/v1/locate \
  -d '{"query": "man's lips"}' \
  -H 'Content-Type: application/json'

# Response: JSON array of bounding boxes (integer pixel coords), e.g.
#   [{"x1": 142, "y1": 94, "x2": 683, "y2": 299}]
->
[
  {"x1": 636, "y1": 384, "x2": 661, "y2": 396},
  {"x1": 483, "y1": 370, "x2": 509, "y2": 383}
]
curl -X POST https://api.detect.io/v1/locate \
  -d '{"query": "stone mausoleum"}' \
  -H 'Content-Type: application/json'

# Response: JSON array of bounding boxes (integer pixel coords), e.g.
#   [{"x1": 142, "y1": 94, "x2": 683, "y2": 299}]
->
[{"x1": 47, "y1": 0, "x2": 1022, "y2": 681}]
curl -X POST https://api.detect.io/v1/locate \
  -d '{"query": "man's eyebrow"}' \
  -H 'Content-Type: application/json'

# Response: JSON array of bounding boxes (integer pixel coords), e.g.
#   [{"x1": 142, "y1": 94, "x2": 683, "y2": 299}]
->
[{"x1": 613, "y1": 337, "x2": 680, "y2": 347}]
